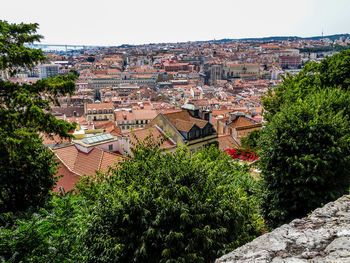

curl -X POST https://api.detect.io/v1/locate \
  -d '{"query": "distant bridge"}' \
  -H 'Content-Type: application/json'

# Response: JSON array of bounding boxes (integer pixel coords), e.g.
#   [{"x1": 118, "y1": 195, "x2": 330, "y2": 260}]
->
[{"x1": 26, "y1": 43, "x2": 109, "y2": 51}]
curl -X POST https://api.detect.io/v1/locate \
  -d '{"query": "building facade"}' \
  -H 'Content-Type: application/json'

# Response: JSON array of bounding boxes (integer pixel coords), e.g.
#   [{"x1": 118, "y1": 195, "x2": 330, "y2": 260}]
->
[{"x1": 84, "y1": 102, "x2": 115, "y2": 121}]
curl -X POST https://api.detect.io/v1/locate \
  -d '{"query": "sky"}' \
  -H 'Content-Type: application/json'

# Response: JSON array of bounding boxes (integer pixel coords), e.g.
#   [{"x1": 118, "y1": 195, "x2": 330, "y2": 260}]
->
[{"x1": 1, "y1": 0, "x2": 349, "y2": 46}]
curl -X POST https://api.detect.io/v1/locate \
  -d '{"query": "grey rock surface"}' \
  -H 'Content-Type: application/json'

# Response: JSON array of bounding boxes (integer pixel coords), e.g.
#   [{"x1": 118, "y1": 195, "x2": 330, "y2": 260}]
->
[{"x1": 216, "y1": 195, "x2": 350, "y2": 263}]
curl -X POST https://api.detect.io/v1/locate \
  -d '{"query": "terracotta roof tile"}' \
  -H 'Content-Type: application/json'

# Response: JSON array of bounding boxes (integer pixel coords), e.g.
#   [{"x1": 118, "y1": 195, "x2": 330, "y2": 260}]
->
[
  {"x1": 53, "y1": 145, "x2": 122, "y2": 176},
  {"x1": 218, "y1": 135, "x2": 240, "y2": 150},
  {"x1": 133, "y1": 109, "x2": 157, "y2": 120},
  {"x1": 126, "y1": 126, "x2": 175, "y2": 150},
  {"x1": 229, "y1": 116, "x2": 256, "y2": 129},
  {"x1": 171, "y1": 119, "x2": 195, "y2": 132},
  {"x1": 86, "y1": 102, "x2": 114, "y2": 111},
  {"x1": 163, "y1": 110, "x2": 211, "y2": 132},
  {"x1": 41, "y1": 133, "x2": 72, "y2": 146}
]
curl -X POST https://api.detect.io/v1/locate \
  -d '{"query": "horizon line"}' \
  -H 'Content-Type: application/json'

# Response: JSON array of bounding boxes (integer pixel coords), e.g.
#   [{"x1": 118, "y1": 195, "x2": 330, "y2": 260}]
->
[{"x1": 34, "y1": 33, "x2": 350, "y2": 48}]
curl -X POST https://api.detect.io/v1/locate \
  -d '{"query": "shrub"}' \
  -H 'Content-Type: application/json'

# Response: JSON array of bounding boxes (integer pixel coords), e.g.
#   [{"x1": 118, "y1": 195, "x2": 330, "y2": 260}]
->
[
  {"x1": 258, "y1": 88, "x2": 350, "y2": 227},
  {"x1": 78, "y1": 144, "x2": 263, "y2": 263}
]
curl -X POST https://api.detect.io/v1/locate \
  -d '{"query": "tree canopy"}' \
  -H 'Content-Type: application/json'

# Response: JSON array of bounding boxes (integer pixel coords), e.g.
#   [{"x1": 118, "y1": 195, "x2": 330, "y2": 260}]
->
[
  {"x1": 0, "y1": 20, "x2": 77, "y2": 213},
  {"x1": 0, "y1": 142, "x2": 263, "y2": 262},
  {"x1": 77, "y1": 142, "x2": 263, "y2": 263},
  {"x1": 258, "y1": 50, "x2": 350, "y2": 227},
  {"x1": 262, "y1": 50, "x2": 350, "y2": 121}
]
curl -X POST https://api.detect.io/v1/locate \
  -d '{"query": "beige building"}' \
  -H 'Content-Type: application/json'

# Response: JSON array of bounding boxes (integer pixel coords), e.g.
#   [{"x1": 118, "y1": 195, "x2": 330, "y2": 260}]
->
[
  {"x1": 85, "y1": 102, "x2": 115, "y2": 122},
  {"x1": 115, "y1": 109, "x2": 158, "y2": 131},
  {"x1": 224, "y1": 62, "x2": 259, "y2": 79},
  {"x1": 150, "y1": 104, "x2": 218, "y2": 152}
]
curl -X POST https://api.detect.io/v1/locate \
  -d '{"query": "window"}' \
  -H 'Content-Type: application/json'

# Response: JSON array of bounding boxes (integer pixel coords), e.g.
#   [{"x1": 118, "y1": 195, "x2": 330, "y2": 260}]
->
[
  {"x1": 108, "y1": 144, "x2": 113, "y2": 151},
  {"x1": 99, "y1": 115, "x2": 102, "y2": 120},
  {"x1": 88, "y1": 110, "x2": 91, "y2": 114},
  {"x1": 145, "y1": 120, "x2": 148, "y2": 124},
  {"x1": 104, "y1": 109, "x2": 107, "y2": 114},
  {"x1": 93, "y1": 109, "x2": 96, "y2": 114},
  {"x1": 104, "y1": 115, "x2": 107, "y2": 120},
  {"x1": 141, "y1": 120, "x2": 144, "y2": 124},
  {"x1": 98, "y1": 109, "x2": 102, "y2": 114},
  {"x1": 88, "y1": 116, "x2": 91, "y2": 121},
  {"x1": 195, "y1": 129, "x2": 200, "y2": 137},
  {"x1": 136, "y1": 120, "x2": 139, "y2": 124},
  {"x1": 109, "y1": 109, "x2": 113, "y2": 113}
]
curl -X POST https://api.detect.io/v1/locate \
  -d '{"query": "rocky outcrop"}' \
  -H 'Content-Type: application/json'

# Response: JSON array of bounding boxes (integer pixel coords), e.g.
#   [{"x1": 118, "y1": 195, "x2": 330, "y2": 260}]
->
[{"x1": 216, "y1": 195, "x2": 350, "y2": 263}]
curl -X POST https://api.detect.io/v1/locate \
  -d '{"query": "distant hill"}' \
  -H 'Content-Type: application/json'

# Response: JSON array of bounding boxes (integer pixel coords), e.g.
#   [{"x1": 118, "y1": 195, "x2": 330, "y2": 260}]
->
[{"x1": 215, "y1": 34, "x2": 350, "y2": 43}]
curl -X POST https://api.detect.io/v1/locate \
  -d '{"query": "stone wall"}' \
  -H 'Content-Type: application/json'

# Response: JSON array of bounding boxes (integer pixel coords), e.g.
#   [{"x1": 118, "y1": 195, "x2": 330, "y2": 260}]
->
[{"x1": 216, "y1": 195, "x2": 350, "y2": 263}]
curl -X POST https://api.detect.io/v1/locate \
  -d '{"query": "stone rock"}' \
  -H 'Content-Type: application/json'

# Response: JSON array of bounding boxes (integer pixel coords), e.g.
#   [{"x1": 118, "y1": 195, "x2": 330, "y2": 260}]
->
[{"x1": 216, "y1": 195, "x2": 350, "y2": 263}]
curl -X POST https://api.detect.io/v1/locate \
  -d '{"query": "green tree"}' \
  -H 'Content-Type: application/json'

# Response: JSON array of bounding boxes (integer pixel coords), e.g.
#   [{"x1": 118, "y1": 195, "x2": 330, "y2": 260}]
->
[
  {"x1": 258, "y1": 88, "x2": 350, "y2": 227},
  {"x1": 167, "y1": 73, "x2": 173, "y2": 81},
  {"x1": 262, "y1": 50, "x2": 350, "y2": 121},
  {"x1": 77, "y1": 142, "x2": 263, "y2": 263},
  {"x1": 157, "y1": 73, "x2": 164, "y2": 82},
  {"x1": 0, "y1": 193, "x2": 86, "y2": 262},
  {"x1": 241, "y1": 129, "x2": 262, "y2": 151},
  {"x1": 0, "y1": 20, "x2": 77, "y2": 213},
  {"x1": 86, "y1": 56, "x2": 95, "y2": 63}
]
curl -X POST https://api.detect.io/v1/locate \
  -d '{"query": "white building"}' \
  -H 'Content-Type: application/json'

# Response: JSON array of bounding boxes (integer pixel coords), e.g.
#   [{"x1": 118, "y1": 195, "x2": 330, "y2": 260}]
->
[{"x1": 39, "y1": 64, "x2": 60, "y2": 79}]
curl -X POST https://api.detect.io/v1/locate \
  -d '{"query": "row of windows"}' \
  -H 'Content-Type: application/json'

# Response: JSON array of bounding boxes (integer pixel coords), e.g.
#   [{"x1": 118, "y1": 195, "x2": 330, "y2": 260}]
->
[
  {"x1": 88, "y1": 115, "x2": 113, "y2": 121},
  {"x1": 188, "y1": 126, "x2": 212, "y2": 140},
  {"x1": 87, "y1": 109, "x2": 113, "y2": 114},
  {"x1": 117, "y1": 120, "x2": 149, "y2": 125},
  {"x1": 121, "y1": 124, "x2": 145, "y2": 130}
]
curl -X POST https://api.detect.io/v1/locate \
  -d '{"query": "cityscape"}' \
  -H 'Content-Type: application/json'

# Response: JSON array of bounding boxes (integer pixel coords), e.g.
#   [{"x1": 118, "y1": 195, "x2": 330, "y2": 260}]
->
[{"x1": 6, "y1": 34, "x2": 350, "y2": 192}]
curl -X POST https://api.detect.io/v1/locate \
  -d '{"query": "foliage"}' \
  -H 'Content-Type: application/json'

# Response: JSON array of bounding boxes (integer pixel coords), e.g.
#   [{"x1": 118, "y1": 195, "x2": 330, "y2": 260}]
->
[
  {"x1": 0, "y1": 193, "x2": 86, "y2": 262},
  {"x1": 69, "y1": 69, "x2": 80, "y2": 77},
  {"x1": 258, "y1": 88, "x2": 350, "y2": 227},
  {"x1": 0, "y1": 20, "x2": 77, "y2": 213},
  {"x1": 241, "y1": 129, "x2": 262, "y2": 151},
  {"x1": 157, "y1": 74, "x2": 164, "y2": 82},
  {"x1": 262, "y1": 50, "x2": 350, "y2": 120},
  {"x1": 86, "y1": 56, "x2": 95, "y2": 63},
  {"x1": 77, "y1": 142, "x2": 263, "y2": 263},
  {"x1": 0, "y1": 135, "x2": 58, "y2": 214},
  {"x1": 299, "y1": 44, "x2": 350, "y2": 53},
  {"x1": 0, "y1": 135, "x2": 264, "y2": 262},
  {"x1": 0, "y1": 20, "x2": 45, "y2": 76}
]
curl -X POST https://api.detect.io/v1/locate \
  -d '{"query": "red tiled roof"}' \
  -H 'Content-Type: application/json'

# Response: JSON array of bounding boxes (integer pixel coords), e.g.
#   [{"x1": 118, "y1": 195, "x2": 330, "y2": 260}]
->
[
  {"x1": 125, "y1": 126, "x2": 175, "y2": 150},
  {"x1": 229, "y1": 117, "x2": 256, "y2": 129},
  {"x1": 53, "y1": 145, "x2": 122, "y2": 176},
  {"x1": 86, "y1": 102, "x2": 114, "y2": 111},
  {"x1": 217, "y1": 135, "x2": 240, "y2": 150},
  {"x1": 163, "y1": 110, "x2": 209, "y2": 132},
  {"x1": 93, "y1": 121, "x2": 121, "y2": 134},
  {"x1": 41, "y1": 133, "x2": 72, "y2": 145}
]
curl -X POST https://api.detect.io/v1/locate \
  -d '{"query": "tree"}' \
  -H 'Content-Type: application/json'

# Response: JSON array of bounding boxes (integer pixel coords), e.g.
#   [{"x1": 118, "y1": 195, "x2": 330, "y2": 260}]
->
[
  {"x1": 262, "y1": 50, "x2": 350, "y2": 121},
  {"x1": 0, "y1": 193, "x2": 86, "y2": 262},
  {"x1": 258, "y1": 88, "x2": 350, "y2": 227},
  {"x1": 0, "y1": 20, "x2": 77, "y2": 213},
  {"x1": 77, "y1": 141, "x2": 263, "y2": 263},
  {"x1": 167, "y1": 73, "x2": 173, "y2": 81},
  {"x1": 86, "y1": 56, "x2": 95, "y2": 63},
  {"x1": 157, "y1": 74, "x2": 164, "y2": 82},
  {"x1": 241, "y1": 129, "x2": 261, "y2": 151}
]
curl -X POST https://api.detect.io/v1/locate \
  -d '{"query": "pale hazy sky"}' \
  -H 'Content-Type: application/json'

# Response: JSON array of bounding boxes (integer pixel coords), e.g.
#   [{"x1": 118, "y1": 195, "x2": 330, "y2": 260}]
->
[{"x1": 1, "y1": 0, "x2": 349, "y2": 46}]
